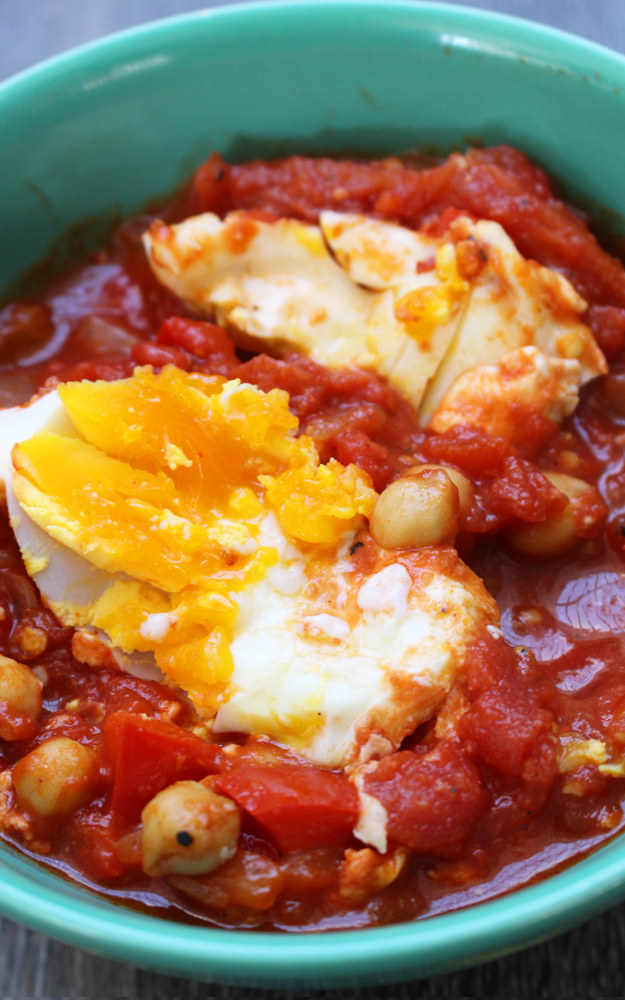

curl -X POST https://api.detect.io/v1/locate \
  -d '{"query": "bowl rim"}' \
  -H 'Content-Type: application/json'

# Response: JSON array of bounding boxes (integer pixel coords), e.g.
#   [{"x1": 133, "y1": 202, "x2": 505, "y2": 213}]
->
[
  {"x1": 3, "y1": 831, "x2": 625, "y2": 985},
  {"x1": 3, "y1": 0, "x2": 625, "y2": 104},
  {"x1": 2, "y1": 0, "x2": 625, "y2": 986}
]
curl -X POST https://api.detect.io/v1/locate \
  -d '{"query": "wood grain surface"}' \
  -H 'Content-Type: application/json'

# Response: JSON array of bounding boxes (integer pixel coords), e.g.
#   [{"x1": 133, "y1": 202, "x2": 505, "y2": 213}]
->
[{"x1": 1, "y1": 1, "x2": 625, "y2": 996}]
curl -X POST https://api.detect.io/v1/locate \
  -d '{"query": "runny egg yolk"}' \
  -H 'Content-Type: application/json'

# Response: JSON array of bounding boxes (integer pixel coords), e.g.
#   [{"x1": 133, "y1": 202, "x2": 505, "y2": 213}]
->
[{"x1": 10, "y1": 366, "x2": 375, "y2": 713}]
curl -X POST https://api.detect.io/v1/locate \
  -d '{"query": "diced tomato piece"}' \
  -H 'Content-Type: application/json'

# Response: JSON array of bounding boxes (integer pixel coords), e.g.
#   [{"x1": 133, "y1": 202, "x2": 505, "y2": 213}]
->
[
  {"x1": 485, "y1": 455, "x2": 566, "y2": 524},
  {"x1": 156, "y1": 316, "x2": 237, "y2": 370},
  {"x1": 363, "y1": 744, "x2": 485, "y2": 855},
  {"x1": 459, "y1": 681, "x2": 554, "y2": 777},
  {"x1": 103, "y1": 712, "x2": 224, "y2": 825},
  {"x1": 462, "y1": 634, "x2": 518, "y2": 695},
  {"x1": 214, "y1": 765, "x2": 359, "y2": 852},
  {"x1": 235, "y1": 353, "x2": 327, "y2": 416},
  {"x1": 330, "y1": 430, "x2": 392, "y2": 492},
  {"x1": 424, "y1": 425, "x2": 514, "y2": 479},
  {"x1": 131, "y1": 341, "x2": 190, "y2": 370}
]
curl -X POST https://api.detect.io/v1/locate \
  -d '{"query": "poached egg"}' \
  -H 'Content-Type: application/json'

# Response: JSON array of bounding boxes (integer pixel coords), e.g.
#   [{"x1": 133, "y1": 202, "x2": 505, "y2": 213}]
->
[
  {"x1": 144, "y1": 210, "x2": 606, "y2": 445},
  {"x1": 0, "y1": 367, "x2": 497, "y2": 769}
]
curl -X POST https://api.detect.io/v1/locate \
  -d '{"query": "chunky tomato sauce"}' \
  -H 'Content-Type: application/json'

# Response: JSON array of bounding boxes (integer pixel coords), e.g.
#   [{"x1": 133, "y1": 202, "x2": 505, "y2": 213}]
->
[{"x1": 1, "y1": 146, "x2": 625, "y2": 931}]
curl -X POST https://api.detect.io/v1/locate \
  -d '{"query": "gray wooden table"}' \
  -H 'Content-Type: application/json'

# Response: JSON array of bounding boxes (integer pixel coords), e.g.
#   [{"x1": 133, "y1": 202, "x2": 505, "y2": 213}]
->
[{"x1": 2, "y1": 0, "x2": 625, "y2": 996}]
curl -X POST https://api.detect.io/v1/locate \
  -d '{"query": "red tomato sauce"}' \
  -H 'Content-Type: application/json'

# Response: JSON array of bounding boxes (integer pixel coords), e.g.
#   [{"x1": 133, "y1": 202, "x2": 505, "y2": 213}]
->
[{"x1": 1, "y1": 146, "x2": 625, "y2": 931}]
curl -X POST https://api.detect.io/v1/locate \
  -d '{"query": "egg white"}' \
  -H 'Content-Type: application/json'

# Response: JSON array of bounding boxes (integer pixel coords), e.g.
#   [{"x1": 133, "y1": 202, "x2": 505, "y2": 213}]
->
[
  {"x1": 0, "y1": 389, "x2": 497, "y2": 774},
  {"x1": 145, "y1": 210, "x2": 606, "y2": 440},
  {"x1": 143, "y1": 211, "x2": 462, "y2": 408},
  {"x1": 215, "y1": 544, "x2": 497, "y2": 769}
]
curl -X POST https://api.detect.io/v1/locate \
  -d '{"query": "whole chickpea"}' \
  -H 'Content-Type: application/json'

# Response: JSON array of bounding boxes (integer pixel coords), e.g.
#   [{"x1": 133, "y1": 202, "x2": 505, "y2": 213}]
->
[
  {"x1": 505, "y1": 472, "x2": 599, "y2": 557},
  {"x1": 141, "y1": 780, "x2": 241, "y2": 877},
  {"x1": 0, "y1": 655, "x2": 42, "y2": 741},
  {"x1": 369, "y1": 467, "x2": 460, "y2": 549},
  {"x1": 406, "y1": 463, "x2": 473, "y2": 518},
  {"x1": 12, "y1": 737, "x2": 98, "y2": 818}
]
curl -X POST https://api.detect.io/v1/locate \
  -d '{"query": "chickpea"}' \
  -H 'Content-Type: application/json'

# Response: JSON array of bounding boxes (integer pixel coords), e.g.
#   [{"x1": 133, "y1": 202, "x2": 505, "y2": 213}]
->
[
  {"x1": 339, "y1": 846, "x2": 408, "y2": 904},
  {"x1": 505, "y1": 472, "x2": 597, "y2": 557},
  {"x1": 12, "y1": 737, "x2": 98, "y2": 818},
  {"x1": 0, "y1": 655, "x2": 42, "y2": 741},
  {"x1": 370, "y1": 468, "x2": 459, "y2": 549},
  {"x1": 406, "y1": 463, "x2": 473, "y2": 518},
  {"x1": 15, "y1": 625, "x2": 47, "y2": 658},
  {"x1": 141, "y1": 780, "x2": 241, "y2": 877}
]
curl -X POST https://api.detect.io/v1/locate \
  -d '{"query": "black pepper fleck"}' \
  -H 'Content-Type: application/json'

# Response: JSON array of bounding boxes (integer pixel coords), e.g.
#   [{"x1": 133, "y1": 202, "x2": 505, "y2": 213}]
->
[{"x1": 176, "y1": 831, "x2": 194, "y2": 847}]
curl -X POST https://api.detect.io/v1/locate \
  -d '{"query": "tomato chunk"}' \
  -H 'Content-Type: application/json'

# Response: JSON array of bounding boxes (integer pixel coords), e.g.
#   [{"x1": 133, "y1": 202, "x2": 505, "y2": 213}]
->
[
  {"x1": 156, "y1": 316, "x2": 237, "y2": 372},
  {"x1": 485, "y1": 455, "x2": 565, "y2": 524},
  {"x1": 214, "y1": 765, "x2": 358, "y2": 852},
  {"x1": 459, "y1": 681, "x2": 554, "y2": 777},
  {"x1": 104, "y1": 712, "x2": 224, "y2": 824},
  {"x1": 363, "y1": 744, "x2": 485, "y2": 855}
]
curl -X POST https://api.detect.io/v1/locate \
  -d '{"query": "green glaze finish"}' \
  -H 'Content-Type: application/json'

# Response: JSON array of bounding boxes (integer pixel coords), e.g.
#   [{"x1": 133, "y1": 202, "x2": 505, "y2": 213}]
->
[
  {"x1": 3, "y1": 0, "x2": 625, "y2": 291},
  {"x1": 1, "y1": 0, "x2": 625, "y2": 985},
  {"x1": 2, "y1": 830, "x2": 625, "y2": 987}
]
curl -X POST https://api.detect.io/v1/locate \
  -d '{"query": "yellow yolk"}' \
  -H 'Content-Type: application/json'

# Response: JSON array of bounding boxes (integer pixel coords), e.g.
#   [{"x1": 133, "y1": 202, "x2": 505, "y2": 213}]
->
[
  {"x1": 261, "y1": 459, "x2": 374, "y2": 547},
  {"x1": 393, "y1": 243, "x2": 469, "y2": 346},
  {"x1": 0, "y1": 369, "x2": 498, "y2": 771},
  {"x1": 9, "y1": 367, "x2": 376, "y2": 714}
]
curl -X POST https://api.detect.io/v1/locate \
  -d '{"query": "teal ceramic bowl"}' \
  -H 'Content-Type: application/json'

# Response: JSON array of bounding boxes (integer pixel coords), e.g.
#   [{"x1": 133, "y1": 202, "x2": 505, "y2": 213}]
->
[{"x1": 2, "y1": 1, "x2": 625, "y2": 987}]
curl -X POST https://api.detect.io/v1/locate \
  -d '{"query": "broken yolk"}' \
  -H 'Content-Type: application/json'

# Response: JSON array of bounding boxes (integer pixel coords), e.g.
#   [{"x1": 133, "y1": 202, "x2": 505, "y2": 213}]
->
[
  {"x1": 394, "y1": 243, "x2": 469, "y2": 345},
  {"x1": 11, "y1": 366, "x2": 376, "y2": 712}
]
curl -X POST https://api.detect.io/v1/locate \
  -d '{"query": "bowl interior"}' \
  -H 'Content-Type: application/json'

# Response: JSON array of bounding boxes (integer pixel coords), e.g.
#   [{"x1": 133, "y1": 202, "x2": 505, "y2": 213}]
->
[{"x1": 2, "y1": 0, "x2": 625, "y2": 986}]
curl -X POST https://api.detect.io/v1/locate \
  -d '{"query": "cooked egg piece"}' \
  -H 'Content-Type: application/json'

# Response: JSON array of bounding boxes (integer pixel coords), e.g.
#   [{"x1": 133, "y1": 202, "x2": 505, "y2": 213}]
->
[
  {"x1": 0, "y1": 368, "x2": 497, "y2": 772},
  {"x1": 145, "y1": 210, "x2": 606, "y2": 441},
  {"x1": 3, "y1": 368, "x2": 374, "y2": 655},
  {"x1": 214, "y1": 533, "x2": 498, "y2": 768},
  {"x1": 429, "y1": 345, "x2": 582, "y2": 452},
  {"x1": 143, "y1": 211, "x2": 469, "y2": 408},
  {"x1": 0, "y1": 390, "x2": 75, "y2": 505},
  {"x1": 319, "y1": 210, "x2": 440, "y2": 289},
  {"x1": 419, "y1": 217, "x2": 607, "y2": 422},
  {"x1": 0, "y1": 389, "x2": 169, "y2": 654},
  {"x1": 0, "y1": 390, "x2": 109, "y2": 596}
]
